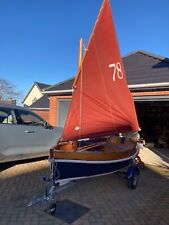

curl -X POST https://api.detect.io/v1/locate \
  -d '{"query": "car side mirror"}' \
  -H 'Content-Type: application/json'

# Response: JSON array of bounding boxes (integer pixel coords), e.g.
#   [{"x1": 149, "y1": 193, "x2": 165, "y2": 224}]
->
[
  {"x1": 43, "y1": 121, "x2": 48, "y2": 128},
  {"x1": 43, "y1": 121, "x2": 53, "y2": 129}
]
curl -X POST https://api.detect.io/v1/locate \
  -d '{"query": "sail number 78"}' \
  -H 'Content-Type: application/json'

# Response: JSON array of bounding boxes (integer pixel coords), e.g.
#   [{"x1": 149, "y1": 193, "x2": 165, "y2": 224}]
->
[{"x1": 109, "y1": 62, "x2": 124, "y2": 82}]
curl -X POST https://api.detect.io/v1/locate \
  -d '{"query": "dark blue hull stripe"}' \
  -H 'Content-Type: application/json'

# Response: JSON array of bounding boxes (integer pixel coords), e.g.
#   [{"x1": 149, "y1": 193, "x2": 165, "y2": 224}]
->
[{"x1": 51, "y1": 159, "x2": 132, "y2": 181}]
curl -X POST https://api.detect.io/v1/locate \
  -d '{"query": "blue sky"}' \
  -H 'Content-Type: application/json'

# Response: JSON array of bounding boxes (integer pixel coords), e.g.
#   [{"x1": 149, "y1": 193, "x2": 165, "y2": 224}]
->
[{"x1": 0, "y1": 0, "x2": 169, "y2": 97}]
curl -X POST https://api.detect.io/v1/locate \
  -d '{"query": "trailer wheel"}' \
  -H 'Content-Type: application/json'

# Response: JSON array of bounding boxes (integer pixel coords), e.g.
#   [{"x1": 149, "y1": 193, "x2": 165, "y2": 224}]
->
[
  {"x1": 49, "y1": 203, "x2": 57, "y2": 214},
  {"x1": 128, "y1": 170, "x2": 139, "y2": 189}
]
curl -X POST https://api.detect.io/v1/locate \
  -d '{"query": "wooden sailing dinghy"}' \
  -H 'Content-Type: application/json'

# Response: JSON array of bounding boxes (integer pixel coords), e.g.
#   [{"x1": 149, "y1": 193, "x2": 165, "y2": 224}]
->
[{"x1": 49, "y1": 0, "x2": 140, "y2": 185}]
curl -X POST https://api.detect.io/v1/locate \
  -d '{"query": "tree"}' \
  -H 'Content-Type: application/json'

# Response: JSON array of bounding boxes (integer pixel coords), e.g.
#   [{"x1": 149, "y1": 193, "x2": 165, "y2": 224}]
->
[{"x1": 0, "y1": 78, "x2": 23, "y2": 104}]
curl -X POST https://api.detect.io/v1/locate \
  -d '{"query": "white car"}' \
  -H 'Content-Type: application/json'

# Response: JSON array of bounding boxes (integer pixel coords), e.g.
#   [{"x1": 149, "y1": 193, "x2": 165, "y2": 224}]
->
[{"x1": 0, "y1": 104, "x2": 63, "y2": 163}]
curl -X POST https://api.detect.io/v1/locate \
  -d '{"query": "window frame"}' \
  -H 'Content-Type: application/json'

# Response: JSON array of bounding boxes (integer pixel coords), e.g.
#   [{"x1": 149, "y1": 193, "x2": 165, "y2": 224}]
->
[
  {"x1": 0, "y1": 107, "x2": 17, "y2": 125},
  {"x1": 14, "y1": 108, "x2": 46, "y2": 127}
]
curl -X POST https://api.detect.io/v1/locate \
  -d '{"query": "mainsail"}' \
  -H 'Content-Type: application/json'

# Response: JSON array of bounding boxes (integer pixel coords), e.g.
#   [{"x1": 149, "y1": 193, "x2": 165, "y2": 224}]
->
[{"x1": 62, "y1": 0, "x2": 139, "y2": 141}]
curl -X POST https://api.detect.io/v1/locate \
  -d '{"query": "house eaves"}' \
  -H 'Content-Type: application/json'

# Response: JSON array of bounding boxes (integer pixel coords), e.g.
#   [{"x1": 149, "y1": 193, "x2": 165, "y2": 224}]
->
[
  {"x1": 22, "y1": 82, "x2": 50, "y2": 103},
  {"x1": 43, "y1": 89, "x2": 73, "y2": 94},
  {"x1": 22, "y1": 82, "x2": 37, "y2": 104},
  {"x1": 43, "y1": 83, "x2": 169, "y2": 95},
  {"x1": 134, "y1": 95, "x2": 169, "y2": 102},
  {"x1": 129, "y1": 82, "x2": 169, "y2": 90},
  {"x1": 29, "y1": 107, "x2": 49, "y2": 110}
]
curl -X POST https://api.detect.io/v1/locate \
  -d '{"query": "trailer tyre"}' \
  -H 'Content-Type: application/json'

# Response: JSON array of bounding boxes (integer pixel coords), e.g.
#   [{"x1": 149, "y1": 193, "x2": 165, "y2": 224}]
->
[
  {"x1": 49, "y1": 203, "x2": 57, "y2": 214},
  {"x1": 128, "y1": 170, "x2": 139, "y2": 189}
]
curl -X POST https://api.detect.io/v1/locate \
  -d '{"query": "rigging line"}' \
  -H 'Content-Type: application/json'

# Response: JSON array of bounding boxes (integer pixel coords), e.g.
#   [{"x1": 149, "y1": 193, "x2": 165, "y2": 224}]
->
[{"x1": 79, "y1": 63, "x2": 83, "y2": 140}]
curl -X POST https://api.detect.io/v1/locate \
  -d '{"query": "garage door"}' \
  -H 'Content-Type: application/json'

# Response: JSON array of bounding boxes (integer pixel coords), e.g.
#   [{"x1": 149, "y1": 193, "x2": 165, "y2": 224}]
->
[{"x1": 58, "y1": 99, "x2": 71, "y2": 127}]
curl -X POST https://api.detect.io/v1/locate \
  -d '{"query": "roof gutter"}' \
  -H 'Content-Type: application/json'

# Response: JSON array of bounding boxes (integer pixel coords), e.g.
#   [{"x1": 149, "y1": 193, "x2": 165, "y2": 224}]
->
[
  {"x1": 29, "y1": 107, "x2": 49, "y2": 110},
  {"x1": 42, "y1": 89, "x2": 73, "y2": 94},
  {"x1": 129, "y1": 82, "x2": 169, "y2": 89},
  {"x1": 133, "y1": 95, "x2": 169, "y2": 101},
  {"x1": 42, "y1": 82, "x2": 169, "y2": 94}
]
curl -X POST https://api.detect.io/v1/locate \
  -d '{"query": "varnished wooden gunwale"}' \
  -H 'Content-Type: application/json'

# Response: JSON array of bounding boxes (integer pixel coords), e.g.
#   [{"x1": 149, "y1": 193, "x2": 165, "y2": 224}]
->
[{"x1": 50, "y1": 147, "x2": 137, "y2": 161}]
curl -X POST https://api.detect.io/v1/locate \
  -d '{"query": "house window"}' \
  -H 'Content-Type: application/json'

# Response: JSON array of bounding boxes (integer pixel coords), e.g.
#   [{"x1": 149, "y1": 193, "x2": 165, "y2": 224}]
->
[{"x1": 58, "y1": 99, "x2": 71, "y2": 127}]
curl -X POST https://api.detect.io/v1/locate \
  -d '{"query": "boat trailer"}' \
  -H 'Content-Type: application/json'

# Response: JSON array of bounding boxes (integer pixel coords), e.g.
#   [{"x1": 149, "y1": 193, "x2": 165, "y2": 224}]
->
[{"x1": 27, "y1": 156, "x2": 143, "y2": 212}]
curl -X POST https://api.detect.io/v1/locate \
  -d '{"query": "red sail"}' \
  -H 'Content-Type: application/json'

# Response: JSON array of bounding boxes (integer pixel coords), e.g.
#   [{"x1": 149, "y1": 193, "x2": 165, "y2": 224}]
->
[{"x1": 62, "y1": 0, "x2": 139, "y2": 141}]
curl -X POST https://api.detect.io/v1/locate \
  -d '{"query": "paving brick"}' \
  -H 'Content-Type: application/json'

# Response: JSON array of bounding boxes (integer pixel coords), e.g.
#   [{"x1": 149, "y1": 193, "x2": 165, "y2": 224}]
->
[{"x1": 0, "y1": 157, "x2": 169, "y2": 225}]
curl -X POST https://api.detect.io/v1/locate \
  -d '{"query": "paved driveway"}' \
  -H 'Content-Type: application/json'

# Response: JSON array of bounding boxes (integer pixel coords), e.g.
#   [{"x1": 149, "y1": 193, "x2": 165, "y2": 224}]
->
[{"x1": 0, "y1": 152, "x2": 169, "y2": 225}]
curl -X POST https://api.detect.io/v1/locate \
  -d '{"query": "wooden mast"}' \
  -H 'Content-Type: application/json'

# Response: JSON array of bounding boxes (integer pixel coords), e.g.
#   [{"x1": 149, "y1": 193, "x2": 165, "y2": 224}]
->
[
  {"x1": 78, "y1": 38, "x2": 83, "y2": 69},
  {"x1": 73, "y1": 38, "x2": 84, "y2": 88}
]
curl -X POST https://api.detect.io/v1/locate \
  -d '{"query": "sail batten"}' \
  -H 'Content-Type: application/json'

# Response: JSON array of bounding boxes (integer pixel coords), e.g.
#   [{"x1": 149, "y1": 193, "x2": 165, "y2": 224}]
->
[{"x1": 62, "y1": 0, "x2": 139, "y2": 141}]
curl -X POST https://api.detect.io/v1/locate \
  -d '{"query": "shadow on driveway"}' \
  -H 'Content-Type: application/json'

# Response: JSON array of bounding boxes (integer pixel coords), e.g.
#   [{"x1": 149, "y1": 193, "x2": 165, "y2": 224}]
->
[{"x1": 0, "y1": 156, "x2": 48, "y2": 172}]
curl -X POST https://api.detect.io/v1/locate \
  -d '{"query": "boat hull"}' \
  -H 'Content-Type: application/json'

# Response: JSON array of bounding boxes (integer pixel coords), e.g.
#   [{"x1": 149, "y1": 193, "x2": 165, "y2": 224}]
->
[{"x1": 50, "y1": 156, "x2": 134, "y2": 184}]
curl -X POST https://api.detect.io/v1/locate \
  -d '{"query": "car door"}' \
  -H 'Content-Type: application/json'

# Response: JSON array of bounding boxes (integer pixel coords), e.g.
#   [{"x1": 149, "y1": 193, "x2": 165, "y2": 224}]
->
[
  {"x1": 0, "y1": 107, "x2": 62, "y2": 162},
  {"x1": 0, "y1": 107, "x2": 19, "y2": 162},
  {"x1": 12, "y1": 108, "x2": 61, "y2": 156}
]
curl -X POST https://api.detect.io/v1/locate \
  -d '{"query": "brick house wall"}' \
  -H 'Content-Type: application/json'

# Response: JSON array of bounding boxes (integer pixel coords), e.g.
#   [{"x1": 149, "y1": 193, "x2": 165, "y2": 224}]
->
[
  {"x1": 132, "y1": 90, "x2": 169, "y2": 97},
  {"x1": 0, "y1": 100, "x2": 16, "y2": 105},
  {"x1": 49, "y1": 96, "x2": 58, "y2": 126},
  {"x1": 49, "y1": 95, "x2": 72, "y2": 126},
  {"x1": 48, "y1": 90, "x2": 169, "y2": 127}
]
